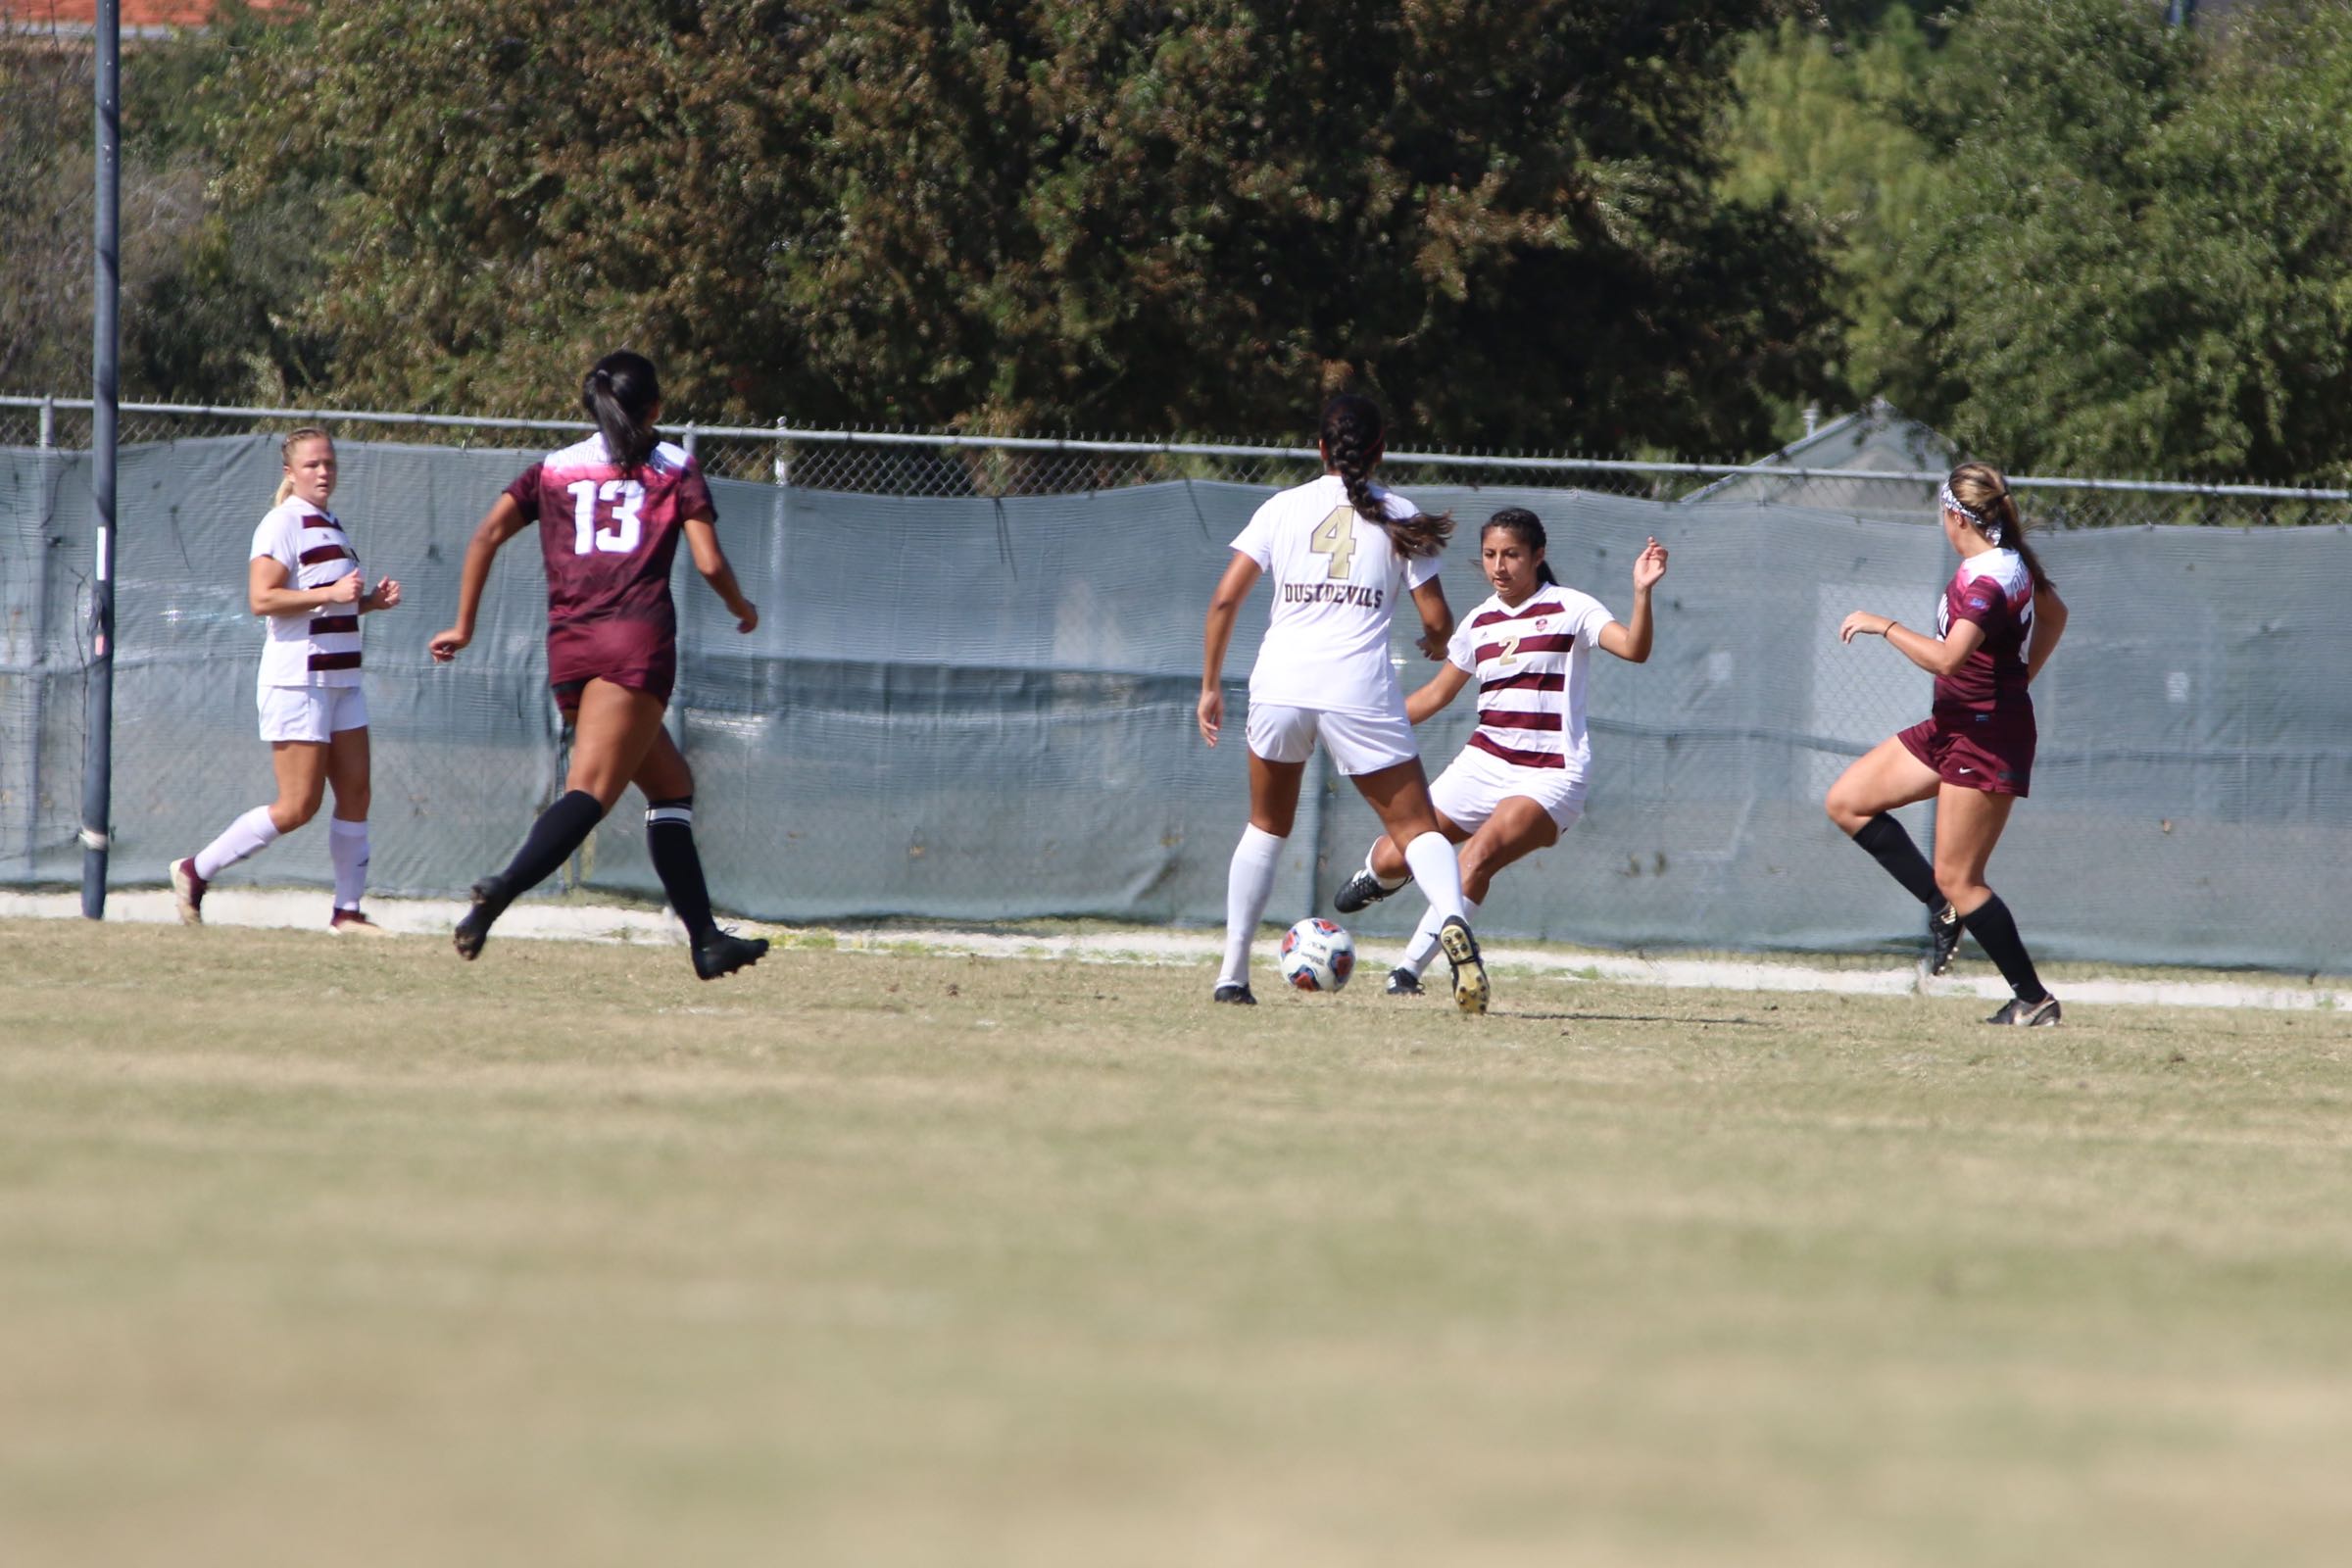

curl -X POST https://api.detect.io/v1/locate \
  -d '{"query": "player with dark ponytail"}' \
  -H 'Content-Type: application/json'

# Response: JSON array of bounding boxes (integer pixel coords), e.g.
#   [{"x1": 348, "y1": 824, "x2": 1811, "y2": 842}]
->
[
  {"x1": 1199, "y1": 394, "x2": 1491, "y2": 1013},
  {"x1": 428, "y1": 351, "x2": 768, "y2": 980},
  {"x1": 1826, "y1": 461, "x2": 2072, "y2": 1025},
  {"x1": 1319, "y1": 393, "x2": 1453, "y2": 562}
]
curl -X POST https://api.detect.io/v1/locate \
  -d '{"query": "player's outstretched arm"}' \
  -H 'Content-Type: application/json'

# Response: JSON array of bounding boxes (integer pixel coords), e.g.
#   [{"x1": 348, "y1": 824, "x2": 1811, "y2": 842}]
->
[
  {"x1": 682, "y1": 514, "x2": 758, "y2": 633},
  {"x1": 1409, "y1": 577, "x2": 1453, "y2": 662},
  {"x1": 2026, "y1": 584, "x2": 2069, "y2": 684},
  {"x1": 429, "y1": 494, "x2": 530, "y2": 662},
  {"x1": 1198, "y1": 551, "x2": 1261, "y2": 747},
  {"x1": 1597, "y1": 536, "x2": 1668, "y2": 662},
  {"x1": 1405, "y1": 663, "x2": 1470, "y2": 725},
  {"x1": 1839, "y1": 609, "x2": 1984, "y2": 676}
]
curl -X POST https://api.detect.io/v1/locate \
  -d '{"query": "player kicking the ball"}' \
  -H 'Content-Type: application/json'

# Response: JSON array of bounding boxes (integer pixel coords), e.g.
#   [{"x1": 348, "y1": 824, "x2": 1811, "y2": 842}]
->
[
  {"x1": 1333, "y1": 510, "x2": 1665, "y2": 994},
  {"x1": 1199, "y1": 394, "x2": 1490, "y2": 1013}
]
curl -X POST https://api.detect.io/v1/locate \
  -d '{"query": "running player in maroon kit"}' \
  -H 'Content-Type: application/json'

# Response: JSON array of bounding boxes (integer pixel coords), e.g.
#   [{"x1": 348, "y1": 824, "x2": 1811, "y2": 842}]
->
[
  {"x1": 427, "y1": 352, "x2": 767, "y2": 979},
  {"x1": 1825, "y1": 462, "x2": 2071, "y2": 1025}
]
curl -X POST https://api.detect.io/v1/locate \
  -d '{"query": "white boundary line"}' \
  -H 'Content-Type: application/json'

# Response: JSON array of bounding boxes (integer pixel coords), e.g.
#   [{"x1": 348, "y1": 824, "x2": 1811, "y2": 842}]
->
[{"x1": 2, "y1": 890, "x2": 2341, "y2": 1013}]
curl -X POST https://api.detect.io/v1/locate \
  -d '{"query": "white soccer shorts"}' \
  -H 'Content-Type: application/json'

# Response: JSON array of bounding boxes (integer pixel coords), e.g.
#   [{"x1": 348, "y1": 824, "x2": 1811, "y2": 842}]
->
[
  {"x1": 259, "y1": 684, "x2": 368, "y2": 744},
  {"x1": 1429, "y1": 744, "x2": 1587, "y2": 835},
  {"x1": 1245, "y1": 702, "x2": 1419, "y2": 777}
]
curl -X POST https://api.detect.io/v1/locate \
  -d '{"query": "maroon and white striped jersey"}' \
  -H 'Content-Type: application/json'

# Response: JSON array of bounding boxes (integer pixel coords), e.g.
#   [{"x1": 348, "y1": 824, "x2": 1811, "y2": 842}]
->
[
  {"x1": 251, "y1": 498, "x2": 363, "y2": 688},
  {"x1": 503, "y1": 434, "x2": 715, "y2": 638},
  {"x1": 1446, "y1": 583, "x2": 1615, "y2": 777},
  {"x1": 1932, "y1": 549, "x2": 2035, "y2": 718}
]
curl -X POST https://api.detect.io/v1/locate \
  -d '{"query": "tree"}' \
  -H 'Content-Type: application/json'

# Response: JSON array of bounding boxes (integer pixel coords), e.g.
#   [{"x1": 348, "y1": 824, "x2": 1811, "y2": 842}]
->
[
  {"x1": 1717, "y1": 9, "x2": 1943, "y2": 406},
  {"x1": 1872, "y1": 0, "x2": 2352, "y2": 481},
  {"x1": 215, "y1": 0, "x2": 1839, "y2": 450}
]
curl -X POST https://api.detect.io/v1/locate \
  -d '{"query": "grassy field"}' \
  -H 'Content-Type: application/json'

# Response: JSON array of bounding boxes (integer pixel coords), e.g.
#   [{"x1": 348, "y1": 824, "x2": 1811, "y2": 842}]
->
[{"x1": 4, "y1": 919, "x2": 2350, "y2": 1568}]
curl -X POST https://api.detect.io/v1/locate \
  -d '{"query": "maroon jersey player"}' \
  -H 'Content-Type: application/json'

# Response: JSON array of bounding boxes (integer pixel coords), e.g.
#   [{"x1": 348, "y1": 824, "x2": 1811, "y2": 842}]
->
[
  {"x1": 428, "y1": 351, "x2": 767, "y2": 980},
  {"x1": 1825, "y1": 462, "x2": 2073, "y2": 1026}
]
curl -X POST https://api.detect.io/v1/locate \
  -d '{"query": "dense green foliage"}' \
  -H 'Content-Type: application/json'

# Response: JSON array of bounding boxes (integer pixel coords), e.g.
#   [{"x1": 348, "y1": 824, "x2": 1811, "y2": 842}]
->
[
  {"x1": 200, "y1": 0, "x2": 1834, "y2": 450},
  {"x1": 17, "y1": 1, "x2": 2352, "y2": 480},
  {"x1": 1723, "y1": 0, "x2": 2352, "y2": 481}
]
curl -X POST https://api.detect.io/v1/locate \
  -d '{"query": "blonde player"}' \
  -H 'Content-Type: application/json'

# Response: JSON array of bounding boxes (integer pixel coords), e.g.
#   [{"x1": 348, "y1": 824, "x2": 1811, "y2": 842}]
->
[
  {"x1": 1198, "y1": 393, "x2": 1490, "y2": 1012},
  {"x1": 171, "y1": 428, "x2": 402, "y2": 932},
  {"x1": 1333, "y1": 509, "x2": 1666, "y2": 994}
]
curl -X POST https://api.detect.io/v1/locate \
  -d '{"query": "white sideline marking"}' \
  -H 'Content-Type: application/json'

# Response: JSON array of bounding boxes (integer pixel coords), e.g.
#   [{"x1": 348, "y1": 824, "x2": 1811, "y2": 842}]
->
[{"x1": 2, "y1": 890, "x2": 2341, "y2": 1013}]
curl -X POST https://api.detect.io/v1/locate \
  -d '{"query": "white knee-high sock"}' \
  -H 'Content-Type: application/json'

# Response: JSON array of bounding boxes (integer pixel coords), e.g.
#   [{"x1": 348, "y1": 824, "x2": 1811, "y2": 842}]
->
[
  {"x1": 194, "y1": 806, "x2": 281, "y2": 880},
  {"x1": 329, "y1": 818, "x2": 370, "y2": 910},
  {"x1": 1401, "y1": 831, "x2": 1466, "y2": 924},
  {"x1": 1400, "y1": 896, "x2": 1481, "y2": 978},
  {"x1": 1219, "y1": 825, "x2": 1286, "y2": 989},
  {"x1": 1363, "y1": 844, "x2": 1409, "y2": 893}
]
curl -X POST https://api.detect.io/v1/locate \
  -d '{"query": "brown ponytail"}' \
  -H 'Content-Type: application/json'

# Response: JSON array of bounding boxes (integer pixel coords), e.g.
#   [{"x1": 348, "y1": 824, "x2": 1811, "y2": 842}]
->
[
  {"x1": 1319, "y1": 394, "x2": 1452, "y2": 561},
  {"x1": 1947, "y1": 461, "x2": 2051, "y2": 591}
]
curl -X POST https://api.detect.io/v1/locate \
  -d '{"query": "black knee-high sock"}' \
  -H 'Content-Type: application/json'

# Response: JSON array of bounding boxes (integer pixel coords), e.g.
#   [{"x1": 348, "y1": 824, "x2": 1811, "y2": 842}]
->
[
  {"x1": 490, "y1": 789, "x2": 607, "y2": 903},
  {"x1": 644, "y1": 796, "x2": 716, "y2": 944},
  {"x1": 1960, "y1": 893, "x2": 2046, "y2": 1002},
  {"x1": 1850, "y1": 812, "x2": 1944, "y2": 907}
]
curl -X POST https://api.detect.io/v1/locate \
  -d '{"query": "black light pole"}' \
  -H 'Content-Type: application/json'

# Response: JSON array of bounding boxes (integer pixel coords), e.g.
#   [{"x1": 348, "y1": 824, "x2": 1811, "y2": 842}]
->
[{"x1": 81, "y1": 0, "x2": 120, "y2": 918}]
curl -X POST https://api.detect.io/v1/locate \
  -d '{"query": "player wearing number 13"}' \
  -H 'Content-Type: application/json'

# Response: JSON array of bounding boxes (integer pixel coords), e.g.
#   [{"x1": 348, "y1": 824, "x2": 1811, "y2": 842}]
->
[{"x1": 427, "y1": 352, "x2": 768, "y2": 980}]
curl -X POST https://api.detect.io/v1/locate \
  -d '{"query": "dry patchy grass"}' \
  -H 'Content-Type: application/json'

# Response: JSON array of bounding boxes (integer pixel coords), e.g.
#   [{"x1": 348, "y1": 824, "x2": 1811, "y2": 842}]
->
[{"x1": 3, "y1": 919, "x2": 2350, "y2": 1567}]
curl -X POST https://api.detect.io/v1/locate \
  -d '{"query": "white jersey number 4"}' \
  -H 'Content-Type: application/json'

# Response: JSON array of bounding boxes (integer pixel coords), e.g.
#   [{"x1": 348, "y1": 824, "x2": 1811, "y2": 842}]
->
[
  {"x1": 1309, "y1": 506, "x2": 1359, "y2": 580},
  {"x1": 565, "y1": 478, "x2": 646, "y2": 556}
]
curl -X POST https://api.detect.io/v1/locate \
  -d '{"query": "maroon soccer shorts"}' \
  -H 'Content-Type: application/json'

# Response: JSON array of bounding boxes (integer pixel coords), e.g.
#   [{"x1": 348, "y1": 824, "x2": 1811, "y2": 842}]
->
[
  {"x1": 1898, "y1": 710, "x2": 2035, "y2": 797},
  {"x1": 547, "y1": 618, "x2": 677, "y2": 709}
]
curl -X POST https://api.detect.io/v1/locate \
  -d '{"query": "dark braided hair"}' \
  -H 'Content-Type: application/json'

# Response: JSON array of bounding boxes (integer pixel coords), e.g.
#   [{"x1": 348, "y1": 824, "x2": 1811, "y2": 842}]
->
[
  {"x1": 583, "y1": 350, "x2": 662, "y2": 474},
  {"x1": 1319, "y1": 394, "x2": 1452, "y2": 560},
  {"x1": 1483, "y1": 508, "x2": 1559, "y2": 587}
]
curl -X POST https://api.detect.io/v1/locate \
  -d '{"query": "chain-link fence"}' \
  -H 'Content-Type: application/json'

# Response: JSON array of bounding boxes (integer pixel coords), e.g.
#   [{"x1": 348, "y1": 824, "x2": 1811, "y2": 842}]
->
[
  {"x1": 6, "y1": 395, "x2": 2349, "y2": 972},
  {"x1": 8, "y1": 395, "x2": 2349, "y2": 523}
]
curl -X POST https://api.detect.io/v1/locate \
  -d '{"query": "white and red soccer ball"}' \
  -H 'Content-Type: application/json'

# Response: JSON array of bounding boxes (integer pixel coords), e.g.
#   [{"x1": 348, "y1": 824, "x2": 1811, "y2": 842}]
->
[{"x1": 1280, "y1": 917, "x2": 1355, "y2": 993}]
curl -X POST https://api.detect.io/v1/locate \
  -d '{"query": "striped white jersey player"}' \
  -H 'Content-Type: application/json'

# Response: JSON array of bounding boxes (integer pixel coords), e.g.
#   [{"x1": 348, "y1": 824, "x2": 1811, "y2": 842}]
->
[
  {"x1": 1229, "y1": 473, "x2": 1444, "y2": 718},
  {"x1": 1446, "y1": 583, "x2": 1615, "y2": 778},
  {"x1": 251, "y1": 497, "x2": 364, "y2": 690}
]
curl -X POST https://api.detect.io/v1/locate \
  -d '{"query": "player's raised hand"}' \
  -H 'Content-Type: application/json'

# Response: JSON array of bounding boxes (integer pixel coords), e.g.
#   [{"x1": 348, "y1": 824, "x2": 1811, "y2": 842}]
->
[
  {"x1": 1633, "y1": 537, "x2": 1669, "y2": 590},
  {"x1": 428, "y1": 626, "x2": 470, "y2": 662},
  {"x1": 322, "y1": 569, "x2": 364, "y2": 606},
  {"x1": 1197, "y1": 688, "x2": 1224, "y2": 748},
  {"x1": 367, "y1": 576, "x2": 403, "y2": 612}
]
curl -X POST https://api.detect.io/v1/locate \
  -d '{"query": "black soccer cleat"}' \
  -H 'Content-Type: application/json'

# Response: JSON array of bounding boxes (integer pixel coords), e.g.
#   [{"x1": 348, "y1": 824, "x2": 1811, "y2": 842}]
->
[
  {"x1": 1212, "y1": 983, "x2": 1257, "y2": 1005},
  {"x1": 1984, "y1": 994, "x2": 2062, "y2": 1027},
  {"x1": 453, "y1": 878, "x2": 508, "y2": 961},
  {"x1": 1333, "y1": 866, "x2": 1404, "y2": 916},
  {"x1": 1437, "y1": 915, "x2": 1490, "y2": 1016},
  {"x1": 692, "y1": 929, "x2": 769, "y2": 981},
  {"x1": 1928, "y1": 902, "x2": 1964, "y2": 977},
  {"x1": 1385, "y1": 966, "x2": 1425, "y2": 997}
]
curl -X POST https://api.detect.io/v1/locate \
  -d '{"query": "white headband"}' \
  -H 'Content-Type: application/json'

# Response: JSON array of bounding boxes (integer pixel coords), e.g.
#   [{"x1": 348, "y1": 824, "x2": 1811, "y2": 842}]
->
[{"x1": 1940, "y1": 480, "x2": 2006, "y2": 546}]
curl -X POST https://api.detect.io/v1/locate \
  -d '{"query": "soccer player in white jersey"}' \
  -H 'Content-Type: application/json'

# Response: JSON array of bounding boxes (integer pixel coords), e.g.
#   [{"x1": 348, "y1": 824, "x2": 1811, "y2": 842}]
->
[
  {"x1": 171, "y1": 429, "x2": 403, "y2": 932},
  {"x1": 1332, "y1": 509, "x2": 1667, "y2": 993},
  {"x1": 1198, "y1": 394, "x2": 1492, "y2": 1012},
  {"x1": 1826, "y1": 462, "x2": 2071, "y2": 1026}
]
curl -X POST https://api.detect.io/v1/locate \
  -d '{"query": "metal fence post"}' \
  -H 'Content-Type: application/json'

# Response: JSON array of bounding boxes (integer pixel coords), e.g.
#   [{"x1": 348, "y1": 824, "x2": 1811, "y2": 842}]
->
[{"x1": 79, "y1": 1, "x2": 121, "y2": 918}]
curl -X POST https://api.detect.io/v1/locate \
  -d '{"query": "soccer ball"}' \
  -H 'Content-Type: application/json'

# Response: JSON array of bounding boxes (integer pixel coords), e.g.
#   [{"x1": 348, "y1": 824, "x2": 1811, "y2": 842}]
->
[{"x1": 1280, "y1": 916, "x2": 1356, "y2": 993}]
